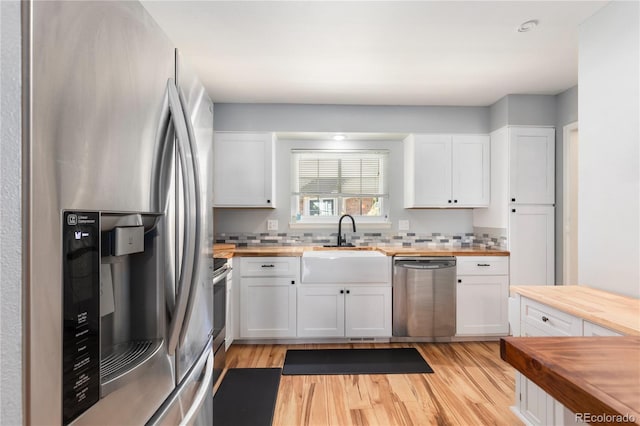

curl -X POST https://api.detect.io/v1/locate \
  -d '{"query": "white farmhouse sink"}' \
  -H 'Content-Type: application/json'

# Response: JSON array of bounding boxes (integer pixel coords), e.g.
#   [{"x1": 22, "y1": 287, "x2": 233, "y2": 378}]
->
[{"x1": 301, "y1": 250, "x2": 390, "y2": 284}]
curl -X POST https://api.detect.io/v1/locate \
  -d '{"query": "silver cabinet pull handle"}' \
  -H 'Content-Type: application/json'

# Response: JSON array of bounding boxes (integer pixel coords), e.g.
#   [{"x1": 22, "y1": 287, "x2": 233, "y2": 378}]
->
[
  {"x1": 261, "y1": 264, "x2": 275, "y2": 268},
  {"x1": 477, "y1": 263, "x2": 491, "y2": 267}
]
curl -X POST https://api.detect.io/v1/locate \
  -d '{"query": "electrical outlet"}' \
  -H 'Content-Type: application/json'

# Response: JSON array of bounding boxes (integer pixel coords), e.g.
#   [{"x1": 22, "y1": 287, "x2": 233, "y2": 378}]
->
[
  {"x1": 267, "y1": 219, "x2": 278, "y2": 231},
  {"x1": 398, "y1": 220, "x2": 410, "y2": 231}
]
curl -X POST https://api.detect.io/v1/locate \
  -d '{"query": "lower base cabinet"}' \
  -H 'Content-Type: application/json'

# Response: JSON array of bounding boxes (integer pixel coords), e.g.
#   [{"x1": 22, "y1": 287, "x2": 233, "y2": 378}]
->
[
  {"x1": 456, "y1": 256, "x2": 509, "y2": 336},
  {"x1": 297, "y1": 285, "x2": 391, "y2": 338},
  {"x1": 456, "y1": 275, "x2": 509, "y2": 335},
  {"x1": 240, "y1": 277, "x2": 297, "y2": 338}
]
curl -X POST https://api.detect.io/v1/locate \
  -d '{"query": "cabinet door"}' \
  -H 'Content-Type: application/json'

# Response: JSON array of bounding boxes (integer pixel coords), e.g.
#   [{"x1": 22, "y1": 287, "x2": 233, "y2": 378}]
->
[
  {"x1": 213, "y1": 132, "x2": 274, "y2": 207},
  {"x1": 583, "y1": 321, "x2": 623, "y2": 336},
  {"x1": 510, "y1": 127, "x2": 555, "y2": 204},
  {"x1": 410, "y1": 135, "x2": 452, "y2": 206},
  {"x1": 240, "y1": 277, "x2": 296, "y2": 338},
  {"x1": 510, "y1": 205, "x2": 554, "y2": 285},
  {"x1": 456, "y1": 275, "x2": 508, "y2": 335},
  {"x1": 519, "y1": 319, "x2": 557, "y2": 426},
  {"x1": 297, "y1": 286, "x2": 345, "y2": 338},
  {"x1": 452, "y1": 135, "x2": 490, "y2": 206},
  {"x1": 345, "y1": 286, "x2": 392, "y2": 337}
]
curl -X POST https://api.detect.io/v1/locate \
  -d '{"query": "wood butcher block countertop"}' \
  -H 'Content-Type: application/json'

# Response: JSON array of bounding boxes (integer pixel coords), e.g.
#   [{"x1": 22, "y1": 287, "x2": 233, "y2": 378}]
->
[
  {"x1": 511, "y1": 285, "x2": 640, "y2": 336},
  {"x1": 212, "y1": 243, "x2": 236, "y2": 259},
  {"x1": 213, "y1": 244, "x2": 509, "y2": 258},
  {"x1": 501, "y1": 336, "x2": 640, "y2": 425}
]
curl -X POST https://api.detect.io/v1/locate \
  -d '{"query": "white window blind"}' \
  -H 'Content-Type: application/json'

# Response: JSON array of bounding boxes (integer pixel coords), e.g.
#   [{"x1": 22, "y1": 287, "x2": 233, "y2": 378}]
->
[{"x1": 291, "y1": 150, "x2": 389, "y2": 222}]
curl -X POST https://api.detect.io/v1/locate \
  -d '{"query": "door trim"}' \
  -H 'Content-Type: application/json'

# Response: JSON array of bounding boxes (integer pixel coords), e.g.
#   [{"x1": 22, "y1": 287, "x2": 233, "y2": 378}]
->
[{"x1": 562, "y1": 121, "x2": 579, "y2": 285}]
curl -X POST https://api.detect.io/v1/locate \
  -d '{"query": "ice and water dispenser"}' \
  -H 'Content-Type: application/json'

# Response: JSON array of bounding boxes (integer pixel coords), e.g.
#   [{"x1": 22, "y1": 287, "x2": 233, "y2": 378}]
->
[{"x1": 62, "y1": 211, "x2": 165, "y2": 424}]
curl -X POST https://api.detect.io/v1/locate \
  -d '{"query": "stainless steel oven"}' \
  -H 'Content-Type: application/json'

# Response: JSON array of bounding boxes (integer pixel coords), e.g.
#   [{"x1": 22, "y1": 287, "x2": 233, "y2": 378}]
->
[{"x1": 212, "y1": 258, "x2": 230, "y2": 386}]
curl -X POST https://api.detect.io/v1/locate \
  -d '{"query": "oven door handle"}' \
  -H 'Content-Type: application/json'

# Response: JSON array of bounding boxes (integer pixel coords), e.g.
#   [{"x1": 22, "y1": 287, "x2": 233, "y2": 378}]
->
[{"x1": 209, "y1": 265, "x2": 231, "y2": 288}]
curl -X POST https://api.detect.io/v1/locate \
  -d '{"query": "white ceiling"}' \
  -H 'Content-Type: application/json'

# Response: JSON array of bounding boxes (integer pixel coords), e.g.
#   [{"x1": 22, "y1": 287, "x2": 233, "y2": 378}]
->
[{"x1": 141, "y1": 1, "x2": 608, "y2": 106}]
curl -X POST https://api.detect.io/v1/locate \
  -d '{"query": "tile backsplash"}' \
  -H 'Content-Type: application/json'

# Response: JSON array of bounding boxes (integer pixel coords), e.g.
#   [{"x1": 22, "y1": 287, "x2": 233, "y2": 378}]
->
[{"x1": 215, "y1": 230, "x2": 507, "y2": 250}]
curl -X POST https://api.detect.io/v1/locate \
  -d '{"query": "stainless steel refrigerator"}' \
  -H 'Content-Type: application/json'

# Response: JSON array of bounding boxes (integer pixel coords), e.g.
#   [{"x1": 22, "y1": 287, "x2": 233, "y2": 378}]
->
[{"x1": 23, "y1": 1, "x2": 215, "y2": 424}]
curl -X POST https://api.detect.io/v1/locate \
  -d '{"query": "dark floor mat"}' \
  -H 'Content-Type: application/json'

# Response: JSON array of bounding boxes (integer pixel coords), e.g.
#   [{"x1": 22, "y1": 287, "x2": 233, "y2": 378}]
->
[
  {"x1": 282, "y1": 347, "x2": 434, "y2": 375},
  {"x1": 213, "y1": 368, "x2": 281, "y2": 426}
]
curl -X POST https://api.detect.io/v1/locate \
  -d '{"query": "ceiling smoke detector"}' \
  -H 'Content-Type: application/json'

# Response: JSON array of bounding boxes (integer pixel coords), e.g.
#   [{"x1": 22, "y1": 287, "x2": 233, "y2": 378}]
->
[{"x1": 518, "y1": 19, "x2": 539, "y2": 33}]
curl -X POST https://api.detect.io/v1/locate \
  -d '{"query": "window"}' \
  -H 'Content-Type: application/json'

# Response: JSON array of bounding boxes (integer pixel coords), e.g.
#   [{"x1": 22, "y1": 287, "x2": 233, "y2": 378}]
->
[{"x1": 291, "y1": 150, "x2": 389, "y2": 224}]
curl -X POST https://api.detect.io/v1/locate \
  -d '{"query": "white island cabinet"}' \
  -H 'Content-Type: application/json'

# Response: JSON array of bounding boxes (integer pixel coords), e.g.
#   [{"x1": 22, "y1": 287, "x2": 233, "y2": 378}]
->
[
  {"x1": 239, "y1": 257, "x2": 298, "y2": 338},
  {"x1": 213, "y1": 132, "x2": 275, "y2": 208},
  {"x1": 509, "y1": 287, "x2": 631, "y2": 426},
  {"x1": 404, "y1": 134, "x2": 490, "y2": 208}
]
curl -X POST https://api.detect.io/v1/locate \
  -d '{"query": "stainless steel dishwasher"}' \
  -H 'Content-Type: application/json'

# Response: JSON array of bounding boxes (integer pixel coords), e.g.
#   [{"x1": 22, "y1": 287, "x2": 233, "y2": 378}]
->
[{"x1": 392, "y1": 257, "x2": 456, "y2": 341}]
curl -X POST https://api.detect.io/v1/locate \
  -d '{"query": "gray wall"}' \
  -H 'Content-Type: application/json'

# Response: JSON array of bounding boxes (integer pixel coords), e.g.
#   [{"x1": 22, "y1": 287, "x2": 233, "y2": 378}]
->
[
  {"x1": 214, "y1": 103, "x2": 490, "y2": 134},
  {"x1": 214, "y1": 104, "x2": 490, "y2": 235},
  {"x1": 554, "y1": 86, "x2": 578, "y2": 284},
  {"x1": 489, "y1": 94, "x2": 557, "y2": 132},
  {"x1": 578, "y1": 1, "x2": 639, "y2": 298},
  {"x1": 0, "y1": 1, "x2": 23, "y2": 424}
]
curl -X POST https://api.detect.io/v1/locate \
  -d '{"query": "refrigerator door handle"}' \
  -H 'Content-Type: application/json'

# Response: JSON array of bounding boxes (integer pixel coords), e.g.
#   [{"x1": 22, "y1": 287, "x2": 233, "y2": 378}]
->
[
  {"x1": 166, "y1": 79, "x2": 198, "y2": 356},
  {"x1": 178, "y1": 349, "x2": 214, "y2": 426},
  {"x1": 177, "y1": 86, "x2": 205, "y2": 348},
  {"x1": 145, "y1": 339, "x2": 214, "y2": 426},
  {"x1": 151, "y1": 90, "x2": 177, "y2": 313}
]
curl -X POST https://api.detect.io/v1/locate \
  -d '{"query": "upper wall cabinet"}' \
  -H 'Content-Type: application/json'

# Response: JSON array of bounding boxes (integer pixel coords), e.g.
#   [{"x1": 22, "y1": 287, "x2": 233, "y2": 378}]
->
[
  {"x1": 509, "y1": 127, "x2": 555, "y2": 205},
  {"x1": 404, "y1": 134, "x2": 490, "y2": 208},
  {"x1": 213, "y1": 132, "x2": 275, "y2": 208}
]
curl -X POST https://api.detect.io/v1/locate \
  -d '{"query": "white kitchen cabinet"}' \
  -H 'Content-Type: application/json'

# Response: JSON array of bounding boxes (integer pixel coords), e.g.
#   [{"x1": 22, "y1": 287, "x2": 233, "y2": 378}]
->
[
  {"x1": 225, "y1": 258, "x2": 235, "y2": 350},
  {"x1": 239, "y1": 257, "x2": 298, "y2": 338},
  {"x1": 297, "y1": 286, "x2": 344, "y2": 338},
  {"x1": 452, "y1": 135, "x2": 491, "y2": 206},
  {"x1": 583, "y1": 320, "x2": 623, "y2": 336},
  {"x1": 404, "y1": 134, "x2": 490, "y2": 208},
  {"x1": 509, "y1": 205, "x2": 555, "y2": 286},
  {"x1": 512, "y1": 294, "x2": 619, "y2": 426},
  {"x1": 509, "y1": 127, "x2": 555, "y2": 205},
  {"x1": 456, "y1": 256, "x2": 509, "y2": 336},
  {"x1": 345, "y1": 286, "x2": 392, "y2": 337},
  {"x1": 518, "y1": 298, "x2": 580, "y2": 426},
  {"x1": 297, "y1": 285, "x2": 391, "y2": 338},
  {"x1": 213, "y1": 132, "x2": 275, "y2": 208}
]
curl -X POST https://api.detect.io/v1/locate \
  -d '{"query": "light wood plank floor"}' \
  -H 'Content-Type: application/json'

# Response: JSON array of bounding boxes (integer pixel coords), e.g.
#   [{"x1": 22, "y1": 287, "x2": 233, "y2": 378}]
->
[{"x1": 222, "y1": 342, "x2": 523, "y2": 426}]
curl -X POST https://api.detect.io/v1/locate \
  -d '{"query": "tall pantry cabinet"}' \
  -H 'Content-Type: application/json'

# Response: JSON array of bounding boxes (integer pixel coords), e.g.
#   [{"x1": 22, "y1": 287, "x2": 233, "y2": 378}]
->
[{"x1": 473, "y1": 126, "x2": 555, "y2": 286}]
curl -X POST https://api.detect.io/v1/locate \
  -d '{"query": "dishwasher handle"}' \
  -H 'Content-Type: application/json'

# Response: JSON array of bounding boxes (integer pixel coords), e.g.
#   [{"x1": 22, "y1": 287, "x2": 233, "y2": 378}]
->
[{"x1": 394, "y1": 259, "x2": 456, "y2": 269}]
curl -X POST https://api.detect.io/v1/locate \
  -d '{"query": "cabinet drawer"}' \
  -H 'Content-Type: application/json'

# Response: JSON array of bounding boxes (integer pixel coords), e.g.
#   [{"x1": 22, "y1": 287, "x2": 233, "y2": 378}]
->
[
  {"x1": 457, "y1": 256, "x2": 509, "y2": 276},
  {"x1": 240, "y1": 257, "x2": 300, "y2": 277},
  {"x1": 583, "y1": 320, "x2": 623, "y2": 336},
  {"x1": 521, "y1": 298, "x2": 582, "y2": 336}
]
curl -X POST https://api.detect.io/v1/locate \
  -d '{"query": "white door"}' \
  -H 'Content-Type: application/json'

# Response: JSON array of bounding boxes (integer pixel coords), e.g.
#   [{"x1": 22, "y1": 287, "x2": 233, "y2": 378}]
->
[
  {"x1": 240, "y1": 277, "x2": 296, "y2": 338},
  {"x1": 510, "y1": 205, "x2": 555, "y2": 285},
  {"x1": 344, "y1": 286, "x2": 392, "y2": 337},
  {"x1": 452, "y1": 135, "x2": 490, "y2": 206},
  {"x1": 456, "y1": 275, "x2": 508, "y2": 335},
  {"x1": 510, "y1": 127, "x2": 555, "y2": 204},
  {"x1": 412, "y1": 135, "x2": 452, "y2": 206},
  {"x1": 297, "y1": 286, "x2": 345, "y2": 337}
]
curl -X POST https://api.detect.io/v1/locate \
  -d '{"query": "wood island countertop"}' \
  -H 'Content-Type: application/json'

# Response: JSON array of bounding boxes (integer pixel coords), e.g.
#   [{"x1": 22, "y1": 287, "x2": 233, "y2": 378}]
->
[
  {"x1": 501, "y1": 336, "x2": 640, "y2": 425},
  {"x1": 511, "y1": 285, "x2": 640, "y2": 336},
  {"x1": 214, "y1": 245, "x2": 509, "y2": 258}
]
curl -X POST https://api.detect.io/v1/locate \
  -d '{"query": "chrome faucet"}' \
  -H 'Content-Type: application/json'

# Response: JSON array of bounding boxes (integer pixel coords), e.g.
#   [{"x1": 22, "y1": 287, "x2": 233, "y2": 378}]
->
[{"x1": 337, "y1": 214, "x2": 356, "y2": 247}]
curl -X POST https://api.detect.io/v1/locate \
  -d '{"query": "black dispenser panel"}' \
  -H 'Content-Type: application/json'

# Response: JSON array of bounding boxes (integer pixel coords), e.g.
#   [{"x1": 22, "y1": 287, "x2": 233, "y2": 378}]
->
[{"x1": 62, "y1": 211, "x2": 100, "y2": 425}]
